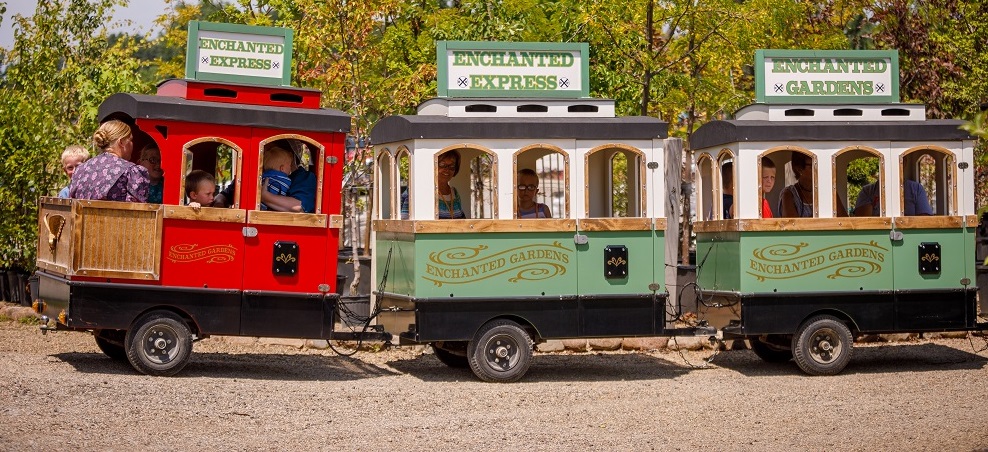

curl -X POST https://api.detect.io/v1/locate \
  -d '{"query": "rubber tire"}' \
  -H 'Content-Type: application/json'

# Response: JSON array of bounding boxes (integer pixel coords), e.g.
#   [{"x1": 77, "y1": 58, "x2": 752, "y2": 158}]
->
[
  {"x1": 125, "y1": 311, "x2": 193, "y2": 376},
  {"x1": 433, "y1": 341, "x2": 469, "y2": 368},
  {"x1": 94, "y1": 329, "x2": 128, "y2": 361},
  {"x1": 749, "y1": 336, "x2": 793, "y2": 363},
  {"x1": 467, "y1": 320, "x2": 534, "y2": 383},
  {"x1": 792, "y1": 315, "x2": 853, "y2": 376}
]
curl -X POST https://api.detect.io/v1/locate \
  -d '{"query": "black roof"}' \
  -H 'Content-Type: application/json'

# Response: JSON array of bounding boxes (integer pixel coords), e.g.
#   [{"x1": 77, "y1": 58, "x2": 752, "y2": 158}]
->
[
  {"x1": 371, "y1": 115, "x2": 668, "y2": 144},
  {"x1": 689, "y1": 119, "x2": 974, "y2": 150},
  {"x1": 98, "y1": 93, "x2": 351, "y2": 133}
]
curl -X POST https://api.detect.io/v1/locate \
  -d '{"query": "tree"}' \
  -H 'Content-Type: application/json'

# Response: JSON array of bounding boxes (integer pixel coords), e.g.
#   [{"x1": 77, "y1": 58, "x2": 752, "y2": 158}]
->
[{"x1": 0, "y1": 0, "x2": 151, "y2": 270}]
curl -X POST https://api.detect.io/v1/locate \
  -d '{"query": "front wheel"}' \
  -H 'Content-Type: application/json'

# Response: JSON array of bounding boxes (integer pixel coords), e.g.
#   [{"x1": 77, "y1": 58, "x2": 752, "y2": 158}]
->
[
  {"x1": 467, "y1": 320, "x2": 533, "y2": 383},
  {"x1": 792, "y1": 315, "x2": 853, "y2": 376},
  {"x1": 125, "y1": 311, "x2": 193, "y2": 376}
]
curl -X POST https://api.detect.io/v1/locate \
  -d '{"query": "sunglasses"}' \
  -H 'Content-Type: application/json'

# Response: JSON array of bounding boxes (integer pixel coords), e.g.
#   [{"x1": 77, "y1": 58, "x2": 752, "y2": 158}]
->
[
  {"x1": 438, "y1": 162, "x2": 456, "y2": 170},
  {"x1": 517, "y1": 185, "x2": 538, "y2": 191}
]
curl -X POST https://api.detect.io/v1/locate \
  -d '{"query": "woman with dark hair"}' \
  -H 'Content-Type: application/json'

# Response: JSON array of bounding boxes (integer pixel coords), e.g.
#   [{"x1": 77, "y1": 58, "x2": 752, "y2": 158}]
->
[
  {"x1": 779, "y1": 152, "x2": 814, "y2": 218},
  {"x1": 69, "y1": 120, "x2": 149, "y2": 202},
  {"x1": 436, "y1": 150, "x2": 465, "y2": 219}
]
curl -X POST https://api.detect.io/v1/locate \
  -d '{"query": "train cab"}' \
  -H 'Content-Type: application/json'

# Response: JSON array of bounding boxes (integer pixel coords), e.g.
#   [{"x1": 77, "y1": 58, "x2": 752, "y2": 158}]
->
[
  {"x1": 370, "y1": 97, "x2": 682, "y2": 381},
  {"x1": 690, "y1": 102, "x2": 979, "y2": 374},
  {"x1": 34, "y1": 79, "x2": 355, "y2": 374}
]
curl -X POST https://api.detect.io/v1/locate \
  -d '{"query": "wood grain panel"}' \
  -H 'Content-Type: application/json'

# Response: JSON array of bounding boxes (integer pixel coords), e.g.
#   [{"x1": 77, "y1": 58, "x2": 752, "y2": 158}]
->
[
  {"x1": 247, "y1": 210, "x2": 327, "y2": 228},
  {"x1": 164, "y1": 205, "x2": 246, "y2": 223}
]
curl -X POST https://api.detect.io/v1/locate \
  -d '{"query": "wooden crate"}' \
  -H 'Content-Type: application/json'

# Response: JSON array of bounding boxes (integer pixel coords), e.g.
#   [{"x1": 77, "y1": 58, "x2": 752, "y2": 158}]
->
[{"x1": 37, "y1": 198, "x2": 163, "y2": 280}]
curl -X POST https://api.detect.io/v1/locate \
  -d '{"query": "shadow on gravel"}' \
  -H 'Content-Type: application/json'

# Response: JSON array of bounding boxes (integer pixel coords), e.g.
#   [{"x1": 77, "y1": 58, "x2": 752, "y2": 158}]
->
[
  {"x1": 387, "y1": 352, "x2": 693, "y2": 382},
  {"x1": 715, "y1": 343, "x2": 988, "y2": 377},
  {"x1": 52, "y1": 352, "x2": 399, "y2": 381}
]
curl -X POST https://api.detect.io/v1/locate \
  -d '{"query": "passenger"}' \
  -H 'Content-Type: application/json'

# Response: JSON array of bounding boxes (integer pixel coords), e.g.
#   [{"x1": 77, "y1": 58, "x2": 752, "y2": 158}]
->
[
  {"x1": 212, "y1": 183, "x2": 235, "y2": 208},
  {"x1": 516, "y1": 168, "x2": 551, "y2": 219},
  {"x1": 722, "y1": 162, "x2": 734, "y2": 219},
  {"x1": 779, "y1": 152, "x2": 817, "y2": 217},
  {"x1": 260, "y1": 142, "x2": 316, "y2": 213},
  {"x1": 436, "y1": 150, "x2": 466, "y2": 219},
  {"x1": 760, "y1": 157, "x2": 776, "y2": 218},
  {"x1": 138, "y1": 145, "x2": 164, "y2": 204},
  {"x1": 260, "y1": 145, "x2": 295, "y2": 211},
  {"x1": 69, "y1": 120, "x2": 149, "y2": 202},
  {"x1": 57, "y1": 145, "x2": 89, "y2": 198},
  {"x1": 854, "y1": 174, "x2": 933, "y2": 216},
  {"x1": 185, "y1": 170, "x2": 216, "y2": 211}
]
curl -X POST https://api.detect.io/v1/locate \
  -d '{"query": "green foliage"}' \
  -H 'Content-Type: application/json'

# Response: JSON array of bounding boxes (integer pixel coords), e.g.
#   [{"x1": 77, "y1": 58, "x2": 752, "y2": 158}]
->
[{"x1": 0, "y1": 0, "x2": 151, "y2": 270}]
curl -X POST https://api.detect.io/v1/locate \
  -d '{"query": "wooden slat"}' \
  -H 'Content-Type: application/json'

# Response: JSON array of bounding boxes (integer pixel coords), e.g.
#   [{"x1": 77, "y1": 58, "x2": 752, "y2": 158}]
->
[
  {"x1": 580, "y1": 217, "x2": 653, "y2": 232},
  {"x1": 164, "y1": 205, "x2": 246, "y2": 223},
  {"x1": 894, "y1": 215, "x2": 965, "y2": 229},
  {"x1": 373, "y1": 220, "x2": 415, "y2": 234},
  {"x1": 72, "y1": 200, "x2": 162, "y2": 280},
  {"x1": 413, "y1": 219, "x2": 577, "y2": 234},
  {"x1": 696, "y1": 217, "x2": 895, "y2": 232},
  {"x1": 247, "y1": 210, "x2": 327, "y2": 228}
]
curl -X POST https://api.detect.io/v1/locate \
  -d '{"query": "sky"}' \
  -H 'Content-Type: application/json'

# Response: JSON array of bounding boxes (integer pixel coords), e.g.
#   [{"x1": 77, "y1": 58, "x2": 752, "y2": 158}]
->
[{"x1": 1, "y1": 0, "x2": 175, "y2": 49}]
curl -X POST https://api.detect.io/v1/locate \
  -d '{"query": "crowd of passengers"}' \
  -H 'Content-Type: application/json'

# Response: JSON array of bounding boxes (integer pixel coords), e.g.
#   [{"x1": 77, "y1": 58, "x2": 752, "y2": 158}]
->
[{"x1": 61, "y1": 120, "x2": 316, "y2": 213}]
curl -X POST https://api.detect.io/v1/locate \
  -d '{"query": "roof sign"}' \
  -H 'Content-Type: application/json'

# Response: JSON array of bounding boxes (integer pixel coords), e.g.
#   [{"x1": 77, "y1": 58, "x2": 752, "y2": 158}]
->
[
  {"x1": 185, "y1": 21, "x2": 293, "y2": 86},
  {"x1": 755, "y1": 49, "x2": 899, "y2": 104},
  {"x1": 437, "y1": 41, "x2": 589, "y2": 98}
]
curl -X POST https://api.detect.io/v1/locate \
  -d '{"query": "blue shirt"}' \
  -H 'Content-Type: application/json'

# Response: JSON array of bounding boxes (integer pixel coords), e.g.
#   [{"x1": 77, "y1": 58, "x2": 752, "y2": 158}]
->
[
  {"x1": 287, "y1": 167, "x2": 317, "y2": 213},
  {"x1": 261, "y1": 169, "x2": 291, "y2": 210}
]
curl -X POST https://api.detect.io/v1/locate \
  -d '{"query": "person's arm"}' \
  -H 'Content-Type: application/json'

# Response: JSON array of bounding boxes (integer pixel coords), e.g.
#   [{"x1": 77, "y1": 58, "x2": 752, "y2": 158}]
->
[
  {"x1": 779, "y1": 187, "x2": 798, "y2": 218},
  {"x1": 261, "y1": 190, "x2": 302, "y2": 212},
  {"x1": 540, "y1": 203, "x2": 552, "y2": 219}
]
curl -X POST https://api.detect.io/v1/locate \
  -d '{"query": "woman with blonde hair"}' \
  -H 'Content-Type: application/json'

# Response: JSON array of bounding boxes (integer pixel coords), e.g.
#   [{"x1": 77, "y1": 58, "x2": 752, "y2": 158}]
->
[{"x1": 69, "y1": 120, "x2": 150, "y2": 202}]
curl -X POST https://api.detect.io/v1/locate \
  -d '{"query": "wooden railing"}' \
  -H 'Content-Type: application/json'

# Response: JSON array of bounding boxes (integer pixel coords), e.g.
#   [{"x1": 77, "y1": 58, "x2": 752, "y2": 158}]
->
[{"x1": 36, "y1": 198, "x2": 163, "y2": 280}]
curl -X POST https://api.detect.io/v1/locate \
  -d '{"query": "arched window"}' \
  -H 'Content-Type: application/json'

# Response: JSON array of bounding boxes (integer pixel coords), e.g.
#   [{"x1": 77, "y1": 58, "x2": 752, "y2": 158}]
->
[
  {"x1": 435, "y1": 146, "x2": 497, "y2": 219},
  {"x1": 255, "y1": 136, "x2": 324, "y2": 214},
  {"x1": 514, "y1": 145, "x2": 568, "y2": 219},
  {"x1": 695, "y1": 154, "x2": 715, "y2": 221},
  {"x1": 586, "y1": 146, "x2": 645, "y2": 217},
  {"x1": 717, "y1": 151, "x2": 735, "y2": 220},
  {"x1": 901, "y1": 147, "x2": 954, "y2": 216},
  {"x1": 834, "y1": 146, "x2": 883, "y2": 217},
  {"x1": 376, "y1": 149, "x2": 395, "y2": 220},
  {"x1": 182, "y1": 138, "x2": 242, "y2": 208},
  {"x1": 778, "y1": 149, "x2": 816, "y2": 218},
  {"x1": 396, "y1": 148, "x2": 411, "y2": 220}
]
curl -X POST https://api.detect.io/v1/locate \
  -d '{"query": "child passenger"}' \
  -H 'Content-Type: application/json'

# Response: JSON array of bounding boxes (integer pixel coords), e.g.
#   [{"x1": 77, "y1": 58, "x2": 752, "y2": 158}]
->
[
  {"x1": 260, "y1": 145, "x2": 294, "y2": 211},
  {"x1": 760, "y1": 157, "x2": 776, "y2": 218},
  {"x1": 138, "y1": 145, "x2": 164, "y2": 203},
  {"x1": 185, "y1": 170, "x2": 215, "y2": 211},
  {"x1": 57, "y1": 145, "x2": 90, "y2": 198}
]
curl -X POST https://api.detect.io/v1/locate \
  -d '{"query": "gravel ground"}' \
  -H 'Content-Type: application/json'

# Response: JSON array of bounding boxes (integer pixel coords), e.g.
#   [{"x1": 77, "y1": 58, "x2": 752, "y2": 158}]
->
[{"x1": 1, "y1": 307, "x2": 987, "y2": 451}]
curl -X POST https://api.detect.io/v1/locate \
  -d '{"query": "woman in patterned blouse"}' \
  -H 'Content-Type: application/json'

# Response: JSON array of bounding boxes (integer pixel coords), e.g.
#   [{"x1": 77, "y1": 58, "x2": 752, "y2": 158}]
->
[{"x1": 69, "y1": 120, "x2": 149, "y2": 202}]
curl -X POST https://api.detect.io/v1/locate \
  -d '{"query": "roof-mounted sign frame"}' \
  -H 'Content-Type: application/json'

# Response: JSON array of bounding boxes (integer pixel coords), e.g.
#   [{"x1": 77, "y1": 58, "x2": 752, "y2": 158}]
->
[
  {"x1": 755, "y1": 49, "x2": 899, "y2": 104},
  {"x1": 437, "y1": 41, "x2": 589, "y2": 98},
  {"x1": 185, "y1": 21, "x2": 293, "y2": 86}
]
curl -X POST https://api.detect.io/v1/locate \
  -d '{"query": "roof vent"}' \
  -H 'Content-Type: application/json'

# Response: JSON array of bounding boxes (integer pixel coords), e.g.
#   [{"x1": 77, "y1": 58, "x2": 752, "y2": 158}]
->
[
  {"x1": 465, "y1": 104, "x2": 497, "y2": 113},
  {"x1": 203, "y1": 88, "x2": 238, "y2": 98},
  {"x1": 517, "y1": 104, "x2": 549, "y2": 113},
  {"x1": 784, "y1": 108, "x2": 815, "y2": 117},
  {"x1": 834, "y1": 108, "x2": 863, "y2": 116},
  {"x1": 270, "y1": 93, "x2": 303, "y2": 103},
  {"x1": 568, "y1": 104, "x2": 599, "y2": 113},
  {"x1": 881, "y1": 108, "x2": 910, "y2": 116}
]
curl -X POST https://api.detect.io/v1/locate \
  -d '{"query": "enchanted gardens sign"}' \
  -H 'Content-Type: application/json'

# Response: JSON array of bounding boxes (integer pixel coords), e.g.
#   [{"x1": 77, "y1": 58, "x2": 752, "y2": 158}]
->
[
  {"x1": 746, "y1": 241, "x2": 888, "y2": 281},
  {"x1": 424, "y1": 242, "x2": 573, "y2": 287},
  {"x1": 755, "y1": 49, "x2": 899, "y2": 104}
]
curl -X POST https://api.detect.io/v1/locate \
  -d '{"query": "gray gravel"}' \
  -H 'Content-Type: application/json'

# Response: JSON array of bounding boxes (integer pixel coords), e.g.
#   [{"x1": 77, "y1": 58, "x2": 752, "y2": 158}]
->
[{"x1": 1, "y1": 311, "x2": 987, "y2": 451}]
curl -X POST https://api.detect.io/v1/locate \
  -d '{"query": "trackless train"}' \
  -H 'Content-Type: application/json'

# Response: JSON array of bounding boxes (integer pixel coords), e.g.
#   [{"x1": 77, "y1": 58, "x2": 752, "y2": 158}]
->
[{"x1": 30, "y1": 37, "x2": 987, "y2": 381}]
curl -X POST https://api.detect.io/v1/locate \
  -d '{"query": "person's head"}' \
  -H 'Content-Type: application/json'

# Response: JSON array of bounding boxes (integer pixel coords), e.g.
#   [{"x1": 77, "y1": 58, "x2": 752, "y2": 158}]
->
[
  {"x1": 517, "y1": 168, "x2": 541, "y2": 206},
  {"x1": 60, "y1": 145, "x2": 89, "y2": 179},
  {"x1": 790, "y1": 151, "x2": 812, "y2": 179},
  {"x1": 263, "y1": 146, "x2": 294, "y2": 175},
  {"x1": 721, "y1": 162, "x2": 734, "y2": 192},
  {"x1": 93, "y1": 120, "x2": 134, "y2": 159},
  {"x1": 761, "y1": 157, "x2": 776, "y2": 194},
  {"x1": 437, "y1": 150, "x2": 461, "y2": 183},
  {"x1": 185, "y1": 170, "x2": 216, "y2": 205},
  {"x1": 138, "y1": 145, "x2": 163, "y2": 183}
]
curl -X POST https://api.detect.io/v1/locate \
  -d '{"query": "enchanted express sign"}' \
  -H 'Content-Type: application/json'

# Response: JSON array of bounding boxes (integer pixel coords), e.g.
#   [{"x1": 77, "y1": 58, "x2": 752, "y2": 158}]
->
[
  {"x1": 185, "y1": 21, "x2": 293, "y2": 86},
  {"x1": 437, "y1": 41, "x2": 589, "y2": 98},
  {"x1": 755, "y1": 49, "x2": 899, "y2": 104}
]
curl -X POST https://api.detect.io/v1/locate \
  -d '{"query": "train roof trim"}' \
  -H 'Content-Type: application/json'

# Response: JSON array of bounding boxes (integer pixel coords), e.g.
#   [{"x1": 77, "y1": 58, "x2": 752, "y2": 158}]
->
[
  {"x1": 98, "y1": 92, "x2": 351, "y2": 133},
  {"x1": 371, "y1": 115, "x2": 668, "y2": 144},
  {"x1": 689, "y1": 119, "x2": 973, "y2": 150}
]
